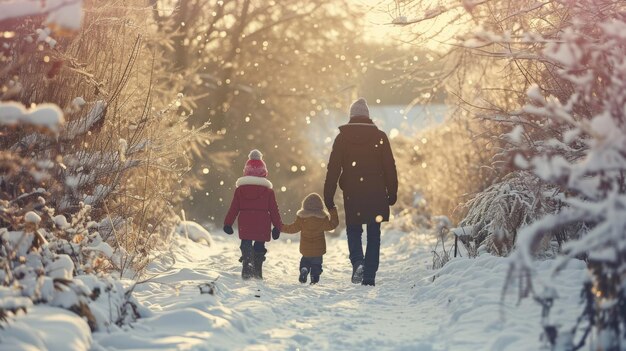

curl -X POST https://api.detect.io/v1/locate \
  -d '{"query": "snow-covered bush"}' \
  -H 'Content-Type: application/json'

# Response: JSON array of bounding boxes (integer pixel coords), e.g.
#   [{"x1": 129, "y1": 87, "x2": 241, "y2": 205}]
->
[
  {"x1": 1, "y1": 0, "x2": 207, "y2": 275},
  {"x1": 0, "y1": 0, "x2": 205, "y2": 333},
  {"x1": 459, "y1": 171, "x2": 563, "y2": 257},
  {"x1": 391, "y1": 0, "x2": 625, "y2": 348},
  {"x1": 510, "y1": 8, "x2": 626, "y2": 349},
  {"x1": 0, "y1": 153, "x2": 145, "y2": 331}
]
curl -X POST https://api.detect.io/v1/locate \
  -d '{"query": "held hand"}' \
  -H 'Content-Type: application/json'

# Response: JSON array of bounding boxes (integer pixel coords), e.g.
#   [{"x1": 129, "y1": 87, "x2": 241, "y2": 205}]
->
[
  {"x1": 272, "y1": 227, "x2": 281, "y2": 240},
  {"x1": 387, "y1": 193, "x2": 397, "y2": 206},
  {"x1": 223, "y1": 225, "x2": 234, "y2": 235}
]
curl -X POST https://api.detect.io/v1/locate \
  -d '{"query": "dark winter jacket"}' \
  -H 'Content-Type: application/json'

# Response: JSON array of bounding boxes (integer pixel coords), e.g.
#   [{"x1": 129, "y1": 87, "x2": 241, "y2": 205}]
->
[
  {"x1": 323, "y1": 117, "x2": 398, "y2": 225},
  {"x1": 224, "y1": 176, "x2": 282, "y2": 242}
]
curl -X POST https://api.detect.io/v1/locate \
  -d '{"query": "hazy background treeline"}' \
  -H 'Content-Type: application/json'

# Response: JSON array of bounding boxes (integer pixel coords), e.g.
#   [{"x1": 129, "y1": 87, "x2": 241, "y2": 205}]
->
[{"x1": 152, "y1": 0, "x2": 446, "y2": 223}]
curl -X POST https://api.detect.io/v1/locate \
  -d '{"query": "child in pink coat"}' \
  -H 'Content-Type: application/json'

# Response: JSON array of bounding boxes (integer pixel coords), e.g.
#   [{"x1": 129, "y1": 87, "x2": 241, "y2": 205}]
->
[{"x1": 223, "y1": 150, "x2": 282, "y2": 280}]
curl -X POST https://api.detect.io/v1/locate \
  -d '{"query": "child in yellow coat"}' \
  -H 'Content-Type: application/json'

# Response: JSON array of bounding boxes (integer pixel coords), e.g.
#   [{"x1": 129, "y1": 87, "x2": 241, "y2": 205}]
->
[{"x1": 281, "y1": 193, "x2": 339, "y2": 284}]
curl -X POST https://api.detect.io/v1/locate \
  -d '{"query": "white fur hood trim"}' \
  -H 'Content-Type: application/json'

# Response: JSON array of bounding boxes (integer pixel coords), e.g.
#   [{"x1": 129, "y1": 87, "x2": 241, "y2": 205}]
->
[
  {"x1": 236, "y1": 176, "x2": 273, "y2": 189},
  {"x1": 297, "y1": 208, "x2": 329, "y2": 219}
]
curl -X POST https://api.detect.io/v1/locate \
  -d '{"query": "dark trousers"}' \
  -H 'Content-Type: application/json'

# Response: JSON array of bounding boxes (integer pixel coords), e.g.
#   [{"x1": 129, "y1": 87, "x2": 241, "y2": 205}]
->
[
  {"x1": 300, "y1": 256, "x2": 323, "y2": 277},
  {"x1": 240, "y1": 240, "x2": 266, "y2": 254},
  {"x1": 346, "y1": 223, "x2": 381, "y2": 279}
]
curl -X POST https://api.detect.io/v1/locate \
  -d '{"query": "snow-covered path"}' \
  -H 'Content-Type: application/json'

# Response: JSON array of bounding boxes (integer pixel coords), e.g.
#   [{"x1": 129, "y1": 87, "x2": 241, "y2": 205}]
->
[{"x1": 93, "y1": 228, "x2": 586, "y2": 351}]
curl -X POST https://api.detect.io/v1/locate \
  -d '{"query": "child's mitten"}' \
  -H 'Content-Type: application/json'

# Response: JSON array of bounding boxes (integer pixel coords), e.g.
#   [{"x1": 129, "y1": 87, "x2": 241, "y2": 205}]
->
[
  {"x1": 223, "y1": 225, "x2": 234, "y2": 235},
  {"x1": 272, "y1": 227, "x2": 281, "y2": 240}
]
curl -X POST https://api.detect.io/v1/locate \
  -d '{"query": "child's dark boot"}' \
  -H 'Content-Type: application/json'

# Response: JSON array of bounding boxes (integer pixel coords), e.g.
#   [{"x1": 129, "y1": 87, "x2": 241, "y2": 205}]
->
[
  {"x1": 299, "y1": 267, "x2": 309, "y2": 283},
  {"x1": 240, "y1": 245, "x2": 254, "y2": 280},
  {"x1": 310, "y1": 263, "x2": 322, "y2": 285},
  {"x1": 252, "y1": 249, "x2": 266, "y2": 280}
]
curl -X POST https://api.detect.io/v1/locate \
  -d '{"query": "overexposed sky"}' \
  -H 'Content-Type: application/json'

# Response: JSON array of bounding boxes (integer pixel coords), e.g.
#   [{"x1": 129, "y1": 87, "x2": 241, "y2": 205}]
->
[
  {"x1": 353, "y1": 0, "x2": 406, "y2": 41},
  {"x1": 352, "y1": 0, "x2": 462, "y2": 50}
]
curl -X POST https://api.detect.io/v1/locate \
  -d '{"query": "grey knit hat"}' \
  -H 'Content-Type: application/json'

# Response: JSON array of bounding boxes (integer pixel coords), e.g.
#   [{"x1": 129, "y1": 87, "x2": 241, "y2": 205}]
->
[
  {"x1": 349, "y1": 98, "x2": 370, "y2": 118},
  {"x1": 296, "y1": 193, "x2": 329, "y2": 218}
]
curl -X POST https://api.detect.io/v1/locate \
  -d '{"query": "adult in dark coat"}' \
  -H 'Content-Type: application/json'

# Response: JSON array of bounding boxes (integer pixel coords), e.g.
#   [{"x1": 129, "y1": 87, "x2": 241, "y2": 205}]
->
[{"x1": 323, "y1": 98, "x2": 398, "y2": 286}]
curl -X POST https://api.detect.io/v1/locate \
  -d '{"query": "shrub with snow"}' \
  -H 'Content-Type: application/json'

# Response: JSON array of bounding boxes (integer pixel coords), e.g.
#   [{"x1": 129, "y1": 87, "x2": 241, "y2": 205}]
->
[
  {"x1": 0, "y1": 0, "x2": 207, "y2": 342},
  {"x1": 0, "y1": 159, "x2": 144, "y2": 331},
  {"x1": 392, "y1": 0, "x2": 626, "y2": 348},
  {"x1": 459, "y1": 171, "x2": 562, "y2": 257},
  {"x1": 507, "y1": 5, "x2": 626, "y2": 350}
]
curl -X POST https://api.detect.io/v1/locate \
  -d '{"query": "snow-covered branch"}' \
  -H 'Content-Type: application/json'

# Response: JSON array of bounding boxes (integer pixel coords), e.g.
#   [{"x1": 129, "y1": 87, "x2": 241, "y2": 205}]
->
[{"x1": 0, "y1": 101, "x2": 65, "y2": 134}]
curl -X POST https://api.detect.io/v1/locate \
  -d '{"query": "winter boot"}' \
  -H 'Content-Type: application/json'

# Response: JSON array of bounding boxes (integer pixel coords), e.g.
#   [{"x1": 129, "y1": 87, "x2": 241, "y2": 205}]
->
[
  {"x1": 299, "y1": 267, "x2": 309, "y2": 283},
  {"x1": 240, "y1": 246, "x2": 254, "y2": 280},
  {"x1": 252, "y1": 250, "x2": 266, "y2": 280},
  {"x1": 310, "y1": 263, "x2": 322, "y2": 285},
  {"x1": 361, "y1": 278, "x2": 375, "y2": 286},
  {"x1": 351, "y1": 263, "x2": 364, "y2": 284}
]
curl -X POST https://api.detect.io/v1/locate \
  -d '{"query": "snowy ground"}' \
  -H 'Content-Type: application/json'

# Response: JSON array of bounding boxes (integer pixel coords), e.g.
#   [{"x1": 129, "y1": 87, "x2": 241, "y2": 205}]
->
[
  {"x1": 85, "y1": 227, "x2": 587, "y2": 351},
  {"x1": 0, "y1": 306, "x2": 91, "y2": 350}
]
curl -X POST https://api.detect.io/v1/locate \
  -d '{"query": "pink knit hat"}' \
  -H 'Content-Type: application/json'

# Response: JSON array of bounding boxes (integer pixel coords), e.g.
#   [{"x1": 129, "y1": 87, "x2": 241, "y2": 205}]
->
[{"x1": 243, "y1": 149, "x2": 268, "y2": 177}]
